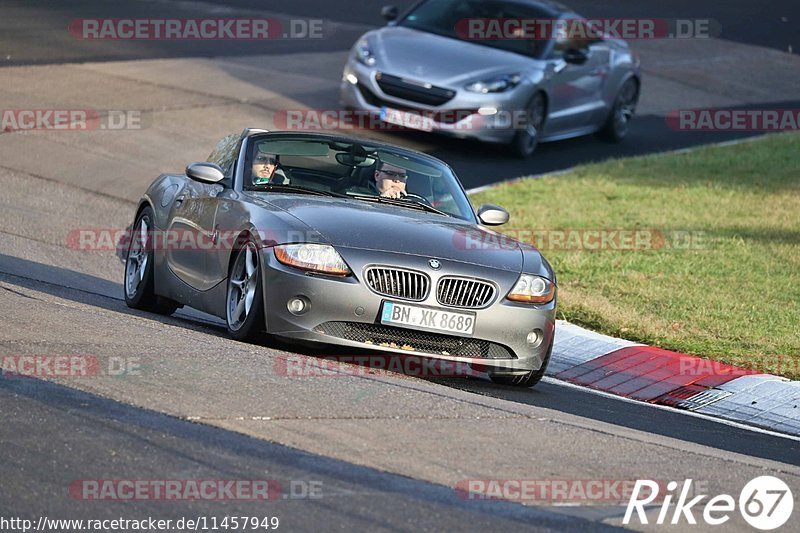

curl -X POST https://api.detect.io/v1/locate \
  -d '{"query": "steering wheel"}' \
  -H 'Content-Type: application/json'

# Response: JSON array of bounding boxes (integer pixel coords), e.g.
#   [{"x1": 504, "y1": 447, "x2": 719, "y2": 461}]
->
[{"x1": 402, "y1": 193, "x2": 433, "y2": 206}]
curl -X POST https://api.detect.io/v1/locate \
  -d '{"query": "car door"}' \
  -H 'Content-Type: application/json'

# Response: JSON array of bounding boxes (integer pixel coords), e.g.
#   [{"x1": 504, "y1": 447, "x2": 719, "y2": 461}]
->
[
  {"x1": 165, "y1": 134, "x2": 240, "y2": 291},
  {"x1": 165, "y1": 181, "x2": 223, "y2": 291},
  {"x1": 541, "y1": 16, "x2": 607, "y2": 134}
]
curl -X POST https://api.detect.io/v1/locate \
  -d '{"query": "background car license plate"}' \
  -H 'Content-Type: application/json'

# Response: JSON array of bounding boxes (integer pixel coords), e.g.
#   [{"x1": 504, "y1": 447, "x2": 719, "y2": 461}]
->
[
  {"x1": 379, "y1": 107, "x2": 434, "y2": 131},
  {"x1": 381, "y1": 301, "x2": 475, "y2": 336}
]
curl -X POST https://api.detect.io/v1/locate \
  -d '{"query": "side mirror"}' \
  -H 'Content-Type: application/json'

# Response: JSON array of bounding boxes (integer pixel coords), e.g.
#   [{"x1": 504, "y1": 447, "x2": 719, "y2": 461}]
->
[
  {"x1": 477, "y1": 204, "x2": 510, "y2": 226},
  {"x1": 563, "y1": 48, "x2": 589, "y2": 65},
  {"x1": 186, "y1": 162, "x2": 225, "y2": 184},
  {"x1": 380, "y1": 5, "x2": 399, "y2": 22}
]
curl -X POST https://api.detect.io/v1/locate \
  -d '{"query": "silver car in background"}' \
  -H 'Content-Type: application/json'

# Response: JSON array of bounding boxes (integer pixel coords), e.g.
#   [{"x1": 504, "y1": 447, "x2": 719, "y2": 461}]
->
[{"x1": 340, "y1": 0, "x2": 641, "y2": 156}]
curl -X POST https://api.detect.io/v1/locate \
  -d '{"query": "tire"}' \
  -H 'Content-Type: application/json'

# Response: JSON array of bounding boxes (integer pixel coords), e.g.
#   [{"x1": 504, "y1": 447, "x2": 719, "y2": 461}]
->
[
  {"x1": 225, "y1": 238, "x2": 266, "y2": 342},
  {"x1": 597, "y1": 78, "x2": 638, "y2": 142},
  {"x1": 489, "y1": 339, "x2": 553, "y2": 388},
  {"x1": 509, "y1": 92, "x2": 546, "y2": 158},
  {"x1": 124, "y1": 206, "x2": 179, "y2": 315}
]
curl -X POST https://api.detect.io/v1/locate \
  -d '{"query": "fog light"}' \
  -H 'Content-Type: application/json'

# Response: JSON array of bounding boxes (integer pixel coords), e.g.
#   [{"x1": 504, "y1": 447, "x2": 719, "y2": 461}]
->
[
  {"x1": 526, "y1": 329, "x2": 543, "y2": 347},
  {"x1": 288, "y1": 297, "x2": 307, "y2": 315},
  {"x1": 478, "y1": 107, "x2": 498, "y2": 116},
  {"x1": 345, "y1": 73, "x2": 358, "y2": 85}
]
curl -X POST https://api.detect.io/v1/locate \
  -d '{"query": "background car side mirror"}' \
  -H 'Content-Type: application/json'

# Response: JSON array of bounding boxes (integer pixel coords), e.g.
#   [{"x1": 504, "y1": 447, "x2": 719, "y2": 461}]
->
[
  {"x1": 563, "y1": 48, "x2": 589, "y2": 65},
  {"x1": 186, "y1": 162, "x2": 225, "y2": 184},
  {"x1": 380, "y1": 5, "x2": 399, "y2": 22},
  {"x1": 477, "y1": 204, "x2": 510, "y2": 226}
]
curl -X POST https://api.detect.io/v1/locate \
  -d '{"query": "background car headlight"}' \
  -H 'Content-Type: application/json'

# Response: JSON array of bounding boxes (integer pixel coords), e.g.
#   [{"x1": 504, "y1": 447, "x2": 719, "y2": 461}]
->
[
  {"x1": 506, "y1": 274, "x2": 555, "y2": 304},
  {"x1": 355, "y1": 39, "x2": 376, "y2": 66},
  {"x1": 274, "y1": 244, "x2": 351, "y2": 276},
  {"x1": 465, "y1": 74, "x2": 521, "y2": 94}
]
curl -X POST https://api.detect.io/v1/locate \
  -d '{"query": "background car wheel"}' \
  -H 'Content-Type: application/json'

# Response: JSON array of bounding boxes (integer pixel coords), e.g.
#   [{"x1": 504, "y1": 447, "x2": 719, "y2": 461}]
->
[
  {"x1": 489, "y1": 339, "x2": 553, "y2": 388},
  {"x1": 509, "y1": 92, "x2": 546, "y2": 158},
  {"x1": 124, "y1": 206, "x2": 179, "y2": 315},
  {"x1": 226, "y1": 238, "x2": 266, "y2": 342},
  {"x1": 597, "y1": 78, "x2": 638, "y2": 142}
]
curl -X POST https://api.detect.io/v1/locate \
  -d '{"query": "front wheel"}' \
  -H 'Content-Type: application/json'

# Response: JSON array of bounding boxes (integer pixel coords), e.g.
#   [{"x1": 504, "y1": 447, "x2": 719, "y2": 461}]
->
[
  {"x1": 597, "y1": 78, "x2": 638, "y2": 142},
  {"x1": 489, "y1": 340, "x2": 553, "y2": 388},
  {"x1": 226, "y1": 239, "x2": 266, "y2": 342},
  {"x1": 509, "y1": 92, "x2": 546, "y2": 158},
  {"x1": 123, "y1": 207, "x2": 179, "y2": 315}
]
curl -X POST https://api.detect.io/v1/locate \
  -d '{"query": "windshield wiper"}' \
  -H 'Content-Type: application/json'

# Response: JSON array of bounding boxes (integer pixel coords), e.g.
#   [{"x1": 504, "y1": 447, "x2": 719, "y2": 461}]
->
[
  {"x1": 250, "y1": 184, "x2": 348, "y2": 198},
  {"x1": 348, "y1": 194, "x2": 449, "y2": 217}
]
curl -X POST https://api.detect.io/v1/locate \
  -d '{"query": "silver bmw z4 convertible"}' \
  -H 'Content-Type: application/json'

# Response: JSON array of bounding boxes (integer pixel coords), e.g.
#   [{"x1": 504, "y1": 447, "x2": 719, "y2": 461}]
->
[
  {"x1": 122, "y1": 129, "x2": 557, "y2": 387},
  {"x1": 340, "y1": 0, "x2": 641, "y2": 157}
]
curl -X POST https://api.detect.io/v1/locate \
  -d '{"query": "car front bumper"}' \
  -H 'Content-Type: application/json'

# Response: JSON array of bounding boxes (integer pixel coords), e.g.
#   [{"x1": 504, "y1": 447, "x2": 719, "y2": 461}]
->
[
  {"x1": 261, "y1": 246, "x2": 556, "y2": 375},
  {"x1": 339, "y1": 59, "x2": 531, "y2": 145}
]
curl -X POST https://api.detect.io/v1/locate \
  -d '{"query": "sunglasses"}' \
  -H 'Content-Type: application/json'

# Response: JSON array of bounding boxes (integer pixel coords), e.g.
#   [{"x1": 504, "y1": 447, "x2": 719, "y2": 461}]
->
[
  {"x1": 379, "y1": 169, "x2": 407, "y2": 180},
  {"x1": 255, "y1": 155, "x2": 277, "y2": 165}
]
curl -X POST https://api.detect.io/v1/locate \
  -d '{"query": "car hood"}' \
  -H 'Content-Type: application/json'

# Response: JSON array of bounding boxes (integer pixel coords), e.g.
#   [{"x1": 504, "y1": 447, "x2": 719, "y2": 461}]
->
[
  {"x1": 249, "y1": 194, "x2": 528, "y2": 272},
  {"x1": 371, "y1": 27, "x2": 537, "y2": 86}
]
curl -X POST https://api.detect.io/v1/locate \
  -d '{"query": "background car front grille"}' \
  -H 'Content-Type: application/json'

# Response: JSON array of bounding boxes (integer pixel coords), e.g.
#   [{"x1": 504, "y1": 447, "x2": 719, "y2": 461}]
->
[
  {"x1": 357, "y1": 84, "x2": 475, "y2": 124},
  {"x1": 437, "y1": 277, "x2": 496, "y2": 309},
  {"x1": 314, "y1": 321, "x2": 516, "y2": 359},
  {"x1": 365, "y1": 267, "x2": 429, "y2": 301},
  {"x1": 375, "y1": 72, "x2": 455, "y2": 106}
]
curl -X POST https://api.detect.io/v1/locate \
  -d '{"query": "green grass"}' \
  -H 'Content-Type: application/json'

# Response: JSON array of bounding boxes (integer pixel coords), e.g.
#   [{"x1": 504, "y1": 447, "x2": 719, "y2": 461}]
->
[{"x1": 471, "y1": 133, "x2": 800, "y2": 379}]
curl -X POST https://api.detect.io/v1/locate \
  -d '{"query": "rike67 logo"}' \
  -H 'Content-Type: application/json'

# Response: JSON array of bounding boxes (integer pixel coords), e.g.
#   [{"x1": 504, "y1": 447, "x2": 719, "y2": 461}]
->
[{"x1": 624, "y1": 477, "x2": 793, "y2": 530}]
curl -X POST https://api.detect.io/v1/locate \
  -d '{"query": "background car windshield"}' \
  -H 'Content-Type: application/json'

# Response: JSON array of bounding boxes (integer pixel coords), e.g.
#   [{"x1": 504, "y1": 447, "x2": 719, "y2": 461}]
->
[
  {"x1": 400, "y1": 0, "x2": 553, "y2": 58},
  {"x1": 246, "y1": 137, "x2": 476, "y2": 221}
]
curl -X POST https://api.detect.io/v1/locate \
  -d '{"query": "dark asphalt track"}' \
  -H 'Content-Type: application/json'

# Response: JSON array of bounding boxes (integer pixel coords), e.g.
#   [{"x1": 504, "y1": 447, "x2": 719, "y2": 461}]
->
[{"x1": 0, "y1": 374, "x2": 620, "y2": 531}]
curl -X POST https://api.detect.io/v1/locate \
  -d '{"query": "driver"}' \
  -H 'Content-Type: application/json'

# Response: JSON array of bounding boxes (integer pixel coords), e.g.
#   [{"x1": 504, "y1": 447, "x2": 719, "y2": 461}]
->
[
  {"x1": 252, "y1": 151, "x2": 288, "y2": 185},
  {"x1": 374, "y1": 162, "x2": 407, "y2": 199}
]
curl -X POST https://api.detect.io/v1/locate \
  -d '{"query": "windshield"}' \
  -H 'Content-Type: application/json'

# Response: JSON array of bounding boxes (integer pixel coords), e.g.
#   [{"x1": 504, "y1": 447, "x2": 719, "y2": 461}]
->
[
  {"x1": 244, "y1": 136, "x2": 476, "y2": 221},
  {"x1": 399, "y1": 0, "x2": 554, "y2": 59}
]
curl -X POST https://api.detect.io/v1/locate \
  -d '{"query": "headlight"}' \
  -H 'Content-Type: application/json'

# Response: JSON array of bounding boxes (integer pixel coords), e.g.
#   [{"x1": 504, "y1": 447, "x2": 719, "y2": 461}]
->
[
  {"x1": 506, "y1": 274, "x2": 555, "y2": 304},
  {"x1": 274, "y1": 244, "x2": 351, "y2": 276},
  {"x1": 465, "y1": 74, "x2": 521, "y2": 94},
  {"x1": 355, "y1": 39, "x2": 376, "y2": 66}
]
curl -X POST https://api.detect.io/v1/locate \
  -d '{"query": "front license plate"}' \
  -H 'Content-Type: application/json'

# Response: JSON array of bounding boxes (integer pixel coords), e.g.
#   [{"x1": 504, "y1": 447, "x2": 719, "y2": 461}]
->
[
  {"x1": 381, "y1": 301, "x2": 475, "y2": 336},
  {"x1": 379, "y1": 107, "x2": 435, "y2": 131}
]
